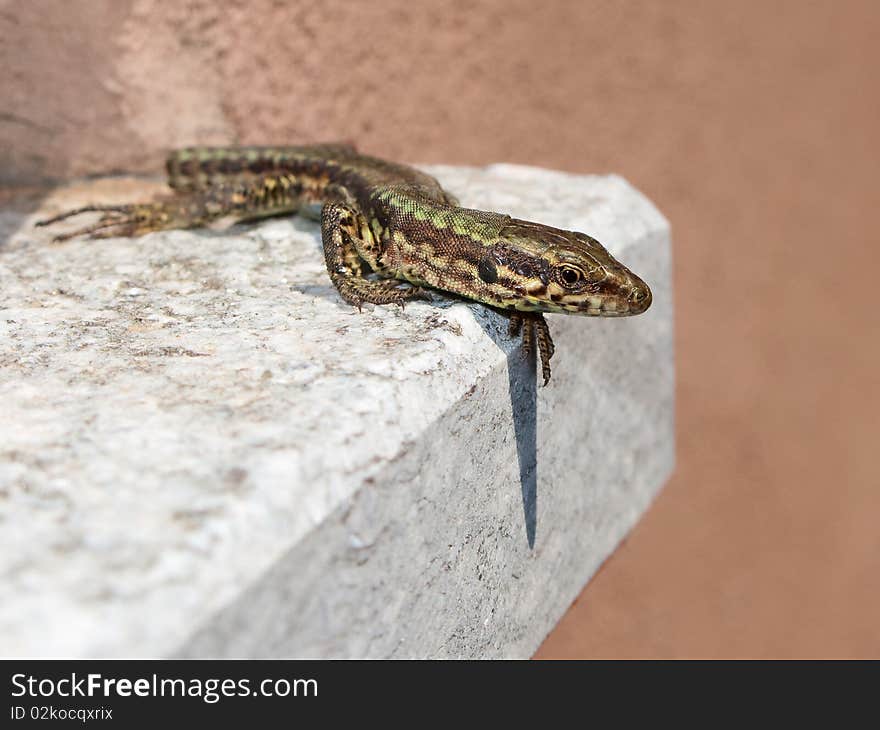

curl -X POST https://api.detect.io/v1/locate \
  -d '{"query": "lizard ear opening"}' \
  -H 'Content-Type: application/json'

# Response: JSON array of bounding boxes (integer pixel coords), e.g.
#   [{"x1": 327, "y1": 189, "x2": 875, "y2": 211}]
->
[{"x1": 477, "y1": 254, "x2": 499, "y2": 284}]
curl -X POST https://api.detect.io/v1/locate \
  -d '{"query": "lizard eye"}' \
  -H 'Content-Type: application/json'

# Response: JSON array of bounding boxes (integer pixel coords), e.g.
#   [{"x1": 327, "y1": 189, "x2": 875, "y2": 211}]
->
[{"x1": 558, "y1": 265, "x2": 584, "y2": 288}]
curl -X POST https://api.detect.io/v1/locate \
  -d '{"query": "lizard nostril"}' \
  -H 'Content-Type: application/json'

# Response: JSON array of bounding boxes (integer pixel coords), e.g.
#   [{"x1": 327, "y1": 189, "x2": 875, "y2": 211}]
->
[{"x1": 629, "y1": 283, "x2": 652, "y2": 310}]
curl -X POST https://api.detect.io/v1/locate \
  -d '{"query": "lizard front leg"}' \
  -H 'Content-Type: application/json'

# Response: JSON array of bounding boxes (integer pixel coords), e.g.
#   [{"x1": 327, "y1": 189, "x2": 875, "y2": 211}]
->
[
  {"x1": 321, "y1": 203, "x2": 425, "y2": 310},
  {"x1": 35, "y1": 174, "x2": 304, "y2": 242},
  {"x1": 509, "y1": 311, "x2": 555, "y2": 386}
]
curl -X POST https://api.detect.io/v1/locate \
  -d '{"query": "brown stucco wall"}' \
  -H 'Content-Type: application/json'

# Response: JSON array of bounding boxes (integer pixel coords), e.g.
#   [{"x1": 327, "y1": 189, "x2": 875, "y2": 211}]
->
[{"x1": 2, "y1": 0, "x2": 878, "y2": 657}]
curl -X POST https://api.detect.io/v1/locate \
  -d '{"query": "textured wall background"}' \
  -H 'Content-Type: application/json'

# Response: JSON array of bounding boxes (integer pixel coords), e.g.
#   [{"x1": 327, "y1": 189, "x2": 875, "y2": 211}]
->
[{"x1": 2, "y1": 0, "x2": 878, "y2": 657}]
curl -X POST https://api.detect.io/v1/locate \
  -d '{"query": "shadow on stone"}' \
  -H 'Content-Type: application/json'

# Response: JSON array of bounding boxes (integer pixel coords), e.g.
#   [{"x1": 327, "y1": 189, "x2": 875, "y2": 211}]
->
[
  {"x1": 471, "y1": 308, "x2": 539, "y2": 549},
  {"x1": 505, "y1": 343, "x2": 539, "y2": 548}
]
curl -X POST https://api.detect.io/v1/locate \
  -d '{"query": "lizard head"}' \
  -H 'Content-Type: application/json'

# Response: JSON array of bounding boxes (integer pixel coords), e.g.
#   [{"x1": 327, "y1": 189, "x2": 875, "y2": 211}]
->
[{"x1": 488, "y1": 218, "x2": 652, "y2": 316}]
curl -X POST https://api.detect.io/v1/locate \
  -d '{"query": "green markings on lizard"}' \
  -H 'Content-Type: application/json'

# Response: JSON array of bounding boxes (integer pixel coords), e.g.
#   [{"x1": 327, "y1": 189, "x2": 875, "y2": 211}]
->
[{"x1": 377, "y1": 189, "x2": 501, "y2": 242}]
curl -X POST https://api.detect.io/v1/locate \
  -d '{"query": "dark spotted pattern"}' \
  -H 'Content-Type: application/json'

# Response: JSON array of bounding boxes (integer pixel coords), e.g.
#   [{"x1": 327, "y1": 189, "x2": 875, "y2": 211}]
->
[{"x1": 492, "y1": 243, "x2": 551, "y2": 285}]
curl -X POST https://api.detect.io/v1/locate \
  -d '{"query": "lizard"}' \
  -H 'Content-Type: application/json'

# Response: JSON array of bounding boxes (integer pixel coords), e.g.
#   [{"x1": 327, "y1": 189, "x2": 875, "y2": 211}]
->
[{"x1": 35, "y1": 144, "x2": 652, "y2": 384}]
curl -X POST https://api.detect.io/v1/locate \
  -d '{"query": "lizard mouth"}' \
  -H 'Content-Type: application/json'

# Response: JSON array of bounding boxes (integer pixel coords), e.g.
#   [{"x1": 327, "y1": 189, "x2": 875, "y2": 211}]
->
[{"x1": 566, "y1": 280, "x2": 652, "y2": 316}]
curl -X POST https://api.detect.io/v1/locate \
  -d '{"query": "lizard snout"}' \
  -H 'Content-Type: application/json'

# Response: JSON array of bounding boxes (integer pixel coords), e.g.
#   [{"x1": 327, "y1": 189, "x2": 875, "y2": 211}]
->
[{"x1": 626, "y1": 277, "x2": 652, "y2": 314}]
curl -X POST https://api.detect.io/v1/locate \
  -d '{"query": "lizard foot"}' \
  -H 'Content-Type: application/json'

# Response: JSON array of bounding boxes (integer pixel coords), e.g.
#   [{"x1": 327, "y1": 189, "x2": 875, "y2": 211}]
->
[
  {"x1": 509, "y1": 311, "x2": 555, "y2": 386},
  {"x1": 335, "y1": 278, "x2": 428, "y2": 312},
  {"x1": 35, "y1": 202, "x2": 179, "y2": 243}
]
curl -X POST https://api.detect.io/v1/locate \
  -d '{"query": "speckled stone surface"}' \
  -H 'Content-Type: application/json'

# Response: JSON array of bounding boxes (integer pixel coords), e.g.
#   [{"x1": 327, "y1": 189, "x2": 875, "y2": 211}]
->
[{"x1": 0, "y1": 165, "x2": 674, "y2": 657}]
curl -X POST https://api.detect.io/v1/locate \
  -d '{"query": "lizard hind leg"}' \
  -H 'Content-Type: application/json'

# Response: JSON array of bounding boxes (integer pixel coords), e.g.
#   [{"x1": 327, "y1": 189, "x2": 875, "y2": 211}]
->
[
  {"x1": 35, "y1": 201, "x2": 182, "y2": 242},
  {"x1": 35, "y1": 174, "x2": 305, "y2": 243},
  {"x1": 508, "y1": 311, "x2": 555, "y2": 386},
  {"x1": 321, "y1": 202, "x2": 425, "y2": 310}
]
